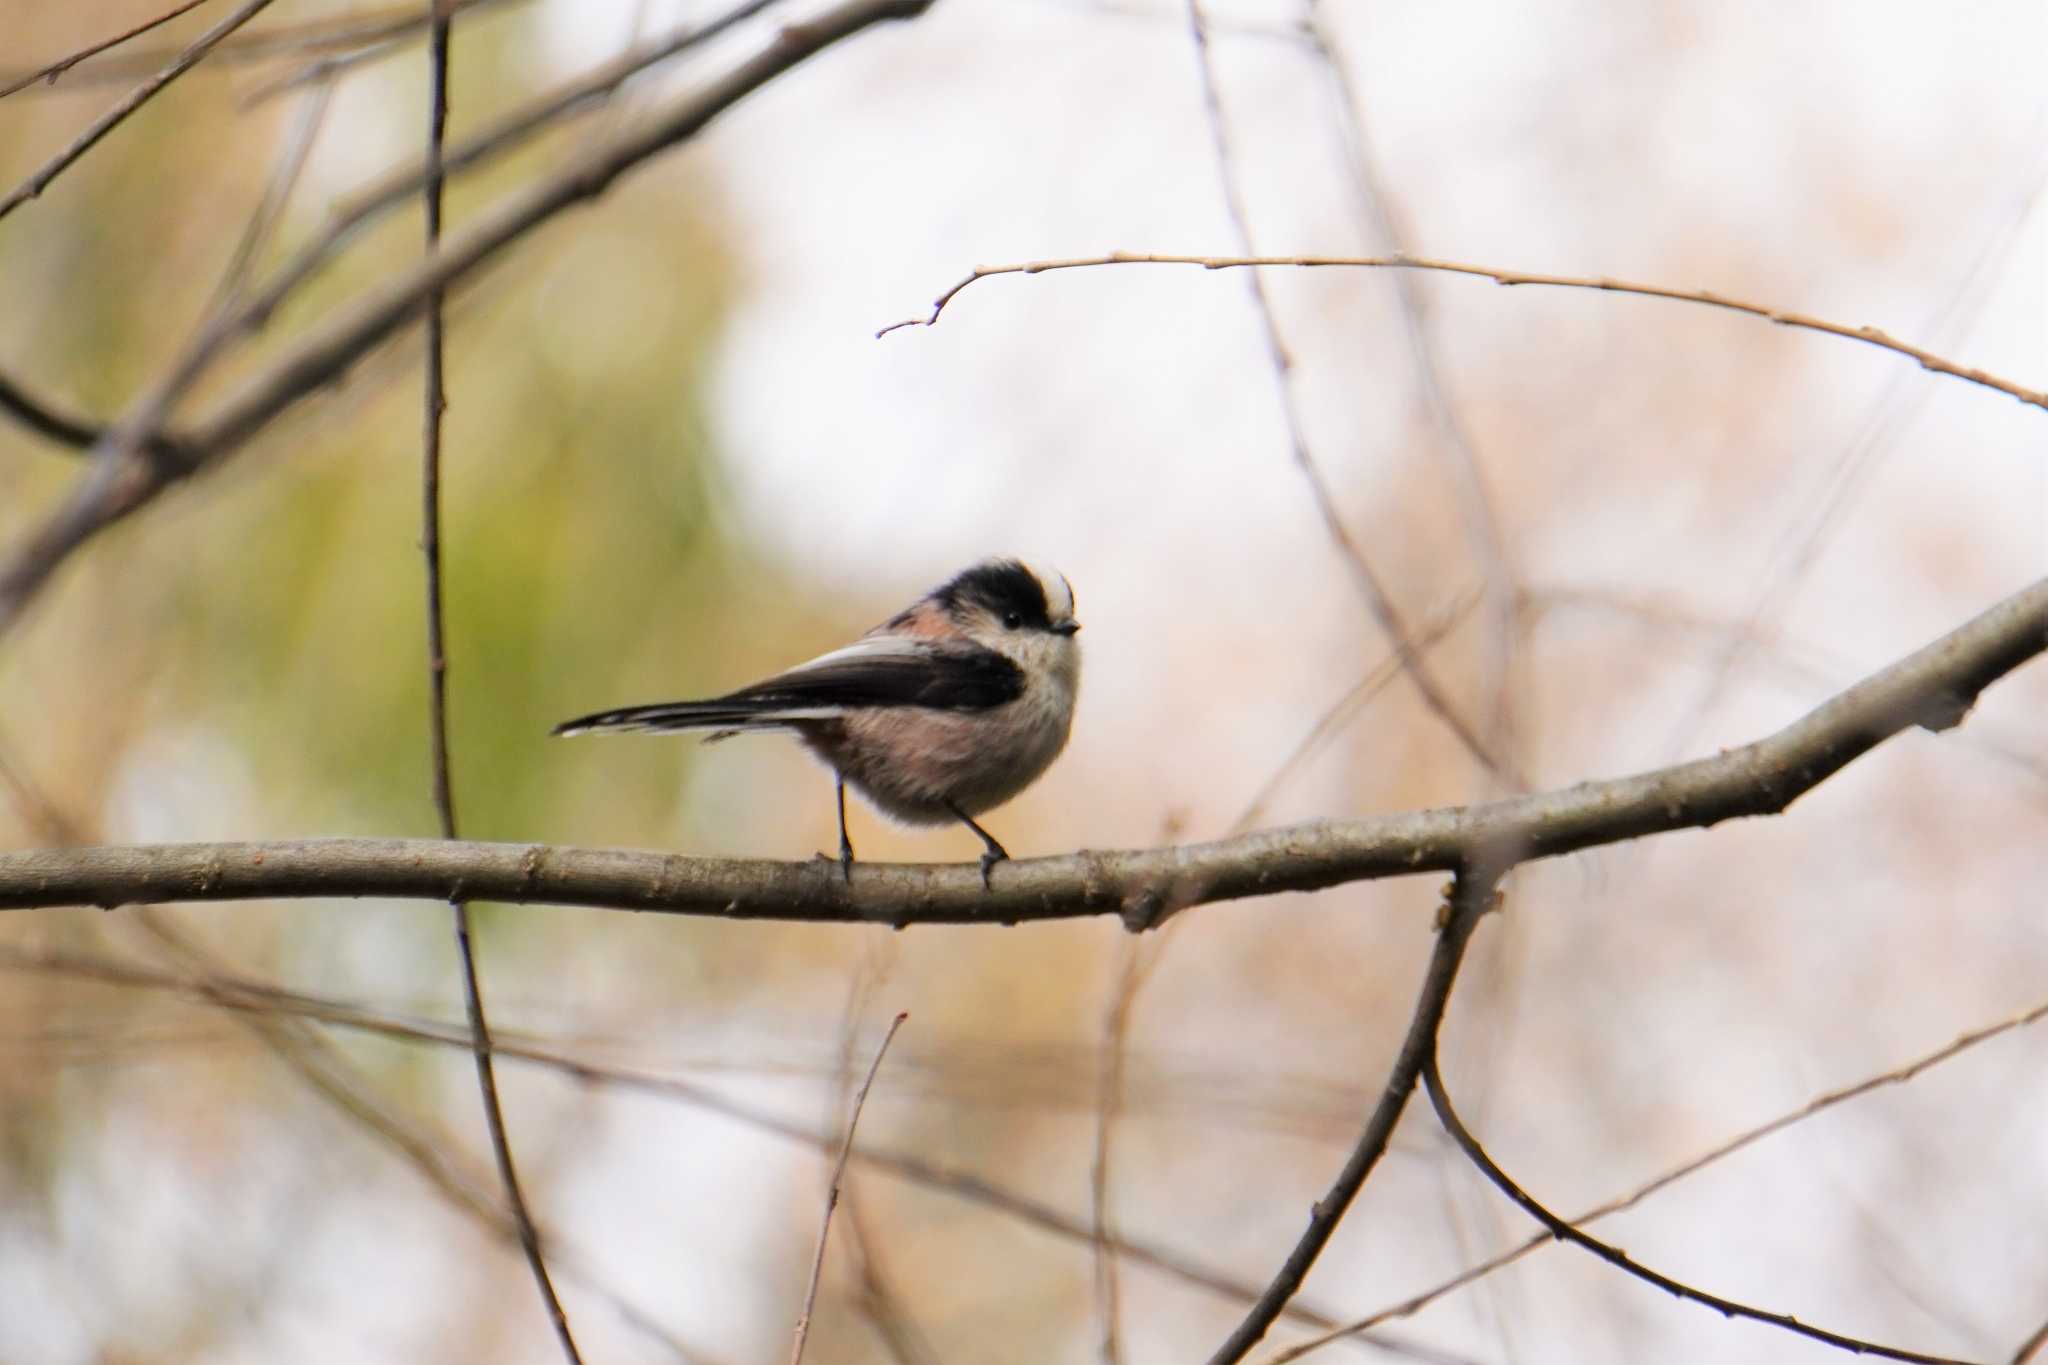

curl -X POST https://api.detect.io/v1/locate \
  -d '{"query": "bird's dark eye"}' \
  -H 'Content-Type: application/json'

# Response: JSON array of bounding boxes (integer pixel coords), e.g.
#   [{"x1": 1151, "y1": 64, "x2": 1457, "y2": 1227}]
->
[{"x1": 1002, "y1": 611, "x2": 1023, "y2": 629}]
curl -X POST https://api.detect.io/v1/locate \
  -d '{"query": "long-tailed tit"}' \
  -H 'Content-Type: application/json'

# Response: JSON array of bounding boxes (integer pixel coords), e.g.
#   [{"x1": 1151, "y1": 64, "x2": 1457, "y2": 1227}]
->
[{"x1": 553, "y1": 559, "x2": 1081, "y2": 885}]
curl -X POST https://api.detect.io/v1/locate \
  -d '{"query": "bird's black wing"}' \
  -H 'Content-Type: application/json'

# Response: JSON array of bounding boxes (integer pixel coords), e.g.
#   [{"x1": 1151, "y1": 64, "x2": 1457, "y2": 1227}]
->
[{"x1": 552, "y1": 641, "x2": 1023, "y2": 736}]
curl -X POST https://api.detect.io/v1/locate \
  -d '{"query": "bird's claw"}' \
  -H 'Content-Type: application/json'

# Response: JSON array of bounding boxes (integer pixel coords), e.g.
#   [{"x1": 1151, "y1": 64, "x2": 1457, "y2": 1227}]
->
[{"x1": 977, "y1": 847, "x2": 1006, "y2": 891}]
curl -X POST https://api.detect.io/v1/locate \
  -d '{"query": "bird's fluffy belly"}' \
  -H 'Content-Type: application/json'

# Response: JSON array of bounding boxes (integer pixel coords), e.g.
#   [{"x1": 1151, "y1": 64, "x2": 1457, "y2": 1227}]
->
[{"x1": 799, "y1": 695, "x2": 1071, "y2": 824}]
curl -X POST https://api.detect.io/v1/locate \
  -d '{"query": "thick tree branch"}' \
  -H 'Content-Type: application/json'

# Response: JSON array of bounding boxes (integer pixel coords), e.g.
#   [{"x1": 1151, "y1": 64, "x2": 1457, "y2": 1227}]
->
[{"x1": 0, "y1": 575, "x2": 2039, "y2": 920}]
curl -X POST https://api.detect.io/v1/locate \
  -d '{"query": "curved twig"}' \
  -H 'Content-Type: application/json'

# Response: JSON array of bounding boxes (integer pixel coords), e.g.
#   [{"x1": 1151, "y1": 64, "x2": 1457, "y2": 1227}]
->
[
  {"x1": 1420, "y1": 1053, "x2": 1976, "y2": 1365},
  {"x1": 877, "y1": 253, "x2": 2048, "y2": 415}
]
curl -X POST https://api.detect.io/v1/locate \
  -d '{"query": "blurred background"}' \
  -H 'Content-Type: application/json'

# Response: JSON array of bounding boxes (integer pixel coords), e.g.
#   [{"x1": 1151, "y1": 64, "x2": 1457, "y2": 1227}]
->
[{"x1": 0, "y1": 0, "x2": 2044, "y2": 1361}]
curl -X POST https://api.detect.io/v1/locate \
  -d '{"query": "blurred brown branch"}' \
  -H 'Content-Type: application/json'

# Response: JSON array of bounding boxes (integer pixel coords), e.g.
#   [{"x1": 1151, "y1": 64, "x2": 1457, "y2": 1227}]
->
[
  {"x1": 0, "y1": 0, "x2": 216, "y2": 99},
  {"x1": 0, "y1": 0, "x2": 934, "y2": 635},
  {"x1": 1418, "y1": 1053, "x2": 1973, "y2": 1365},
  {"x1": 0, "y1": 0, "x2": 534, "y2": 91},
  {"x1": 0, "y1": 573, "x2": 2039, "y2": 921},
  {"x1": 878, "y1": 253, "x2": 2048, "y2": 414},
  {"x1": 792, "y1": 1011, "x2": 908, "y2": 1365},
  {"x1": 1179, "y1": 0, "x2": 1516, "y2": 789},
  {"x1": 0, "y1": 0, "x2": 279, "y2": 223}
]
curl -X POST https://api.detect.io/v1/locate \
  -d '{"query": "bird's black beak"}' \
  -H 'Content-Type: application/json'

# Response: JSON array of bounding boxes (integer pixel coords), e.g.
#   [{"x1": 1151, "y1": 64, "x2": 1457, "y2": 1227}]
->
[{"x1": 1053, "y1": 620, "x2": 1081, "y2": 636}]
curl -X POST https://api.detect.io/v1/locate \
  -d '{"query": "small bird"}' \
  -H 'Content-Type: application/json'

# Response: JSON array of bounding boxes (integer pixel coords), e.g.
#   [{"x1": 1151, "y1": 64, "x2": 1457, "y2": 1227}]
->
[{"x1": 553, "y1": 558, "x2": 1081, "y2": 886}]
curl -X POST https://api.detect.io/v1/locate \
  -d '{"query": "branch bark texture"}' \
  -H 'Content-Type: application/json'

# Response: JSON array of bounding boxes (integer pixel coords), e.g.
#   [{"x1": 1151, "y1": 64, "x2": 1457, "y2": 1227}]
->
[{"x1": 1, "y1": 575, "x2": 2040, "y2": 922}]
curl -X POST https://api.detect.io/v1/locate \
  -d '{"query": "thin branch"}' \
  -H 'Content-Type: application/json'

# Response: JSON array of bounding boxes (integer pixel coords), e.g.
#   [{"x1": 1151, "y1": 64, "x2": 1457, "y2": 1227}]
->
[
  {"x1": 792, "y1": 1011, "x2": 908, "y2": 1365},
  {"x1": 877, "y1": 253, "x2": 2048, "y2": 415},
  {"x1": 204, "y1": 76, "x2": 337, "y2": 314},
  {"x1": 0, "y1": 0, "x2": 535, "y2": 89},
  {"x1": 1659, "y1": 165, "x2": 2048, "y2": 766},
  {"x1": 1231, "y1": 591, "x2": 1480, "y2": 832},
  {"x1": 1208, "y1": 871, "x2": 1500, "y2": 1364},
  {"x1": 1179, "y1": 0, "x2": 1515, "y2": 787},
  {"x1": 0, "y1": 938, "x2": 1455, "y2": 1364},
  {"x1": 0, "y1": 0, "x2": 280, "y2": 223},
  {"x1": 0, "y1": 371, "x2": 108, "y2": 451},
  {"x1": 17, "y1": 933, "x2": 719, "y2": 1363},
  {"x1": 2, "y1": 574, "x2": 2040, "y2": 922},
  {"x1": 1269, "y1": 991, "x2": 2048, "y2": 1361},
  {"x1": 0, "y1": 0, "x2": 219, "y2": 98},
  {"x1": 1419, "y1": 1053, "x2": 1975, "y2": 1365},
  {"x1": 1090, "y1": 943, "x2": 1141, "y2": 1365},
  {"x1": 1301, "y1": 0, "x2": 1522, "y2": 769},
  {"x1": 0, "y1": 368, "x2": 196, "y2": 462},
  {"x1": 236, "y1": 33, "x2": 414, "y2": 105},
  {"x1": 0, "y1": 0, "x2": 934, "y2": 638},
  {"x1": 417, "y1": 9, "x2": 579, "y2": 1361}
]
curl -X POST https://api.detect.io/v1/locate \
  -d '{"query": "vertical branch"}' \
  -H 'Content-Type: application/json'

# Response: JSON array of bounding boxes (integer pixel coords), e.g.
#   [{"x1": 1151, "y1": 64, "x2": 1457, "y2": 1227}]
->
[
  {"x1": 1088, "y1": 942, "x2": 1143, "y2": 1365},
  {"x1": 417, "y1": 8, "x2": 582, "y2": 1361},
  {"x1": 1179, "y1": 0, "x2": 1516, "y2": 788},
  {"x1": 1301, "y1": 0, "x2": 1522, "y2": 767},
  {"x1": 793, "y1": 1011, "x2": 910, "y2": 1365}
]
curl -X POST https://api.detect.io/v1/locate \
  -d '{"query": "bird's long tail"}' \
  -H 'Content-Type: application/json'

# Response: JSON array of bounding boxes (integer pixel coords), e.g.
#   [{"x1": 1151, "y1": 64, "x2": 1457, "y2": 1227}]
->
[{"x1": 551, "y1": 700, "x2": 801, "y2": 737}]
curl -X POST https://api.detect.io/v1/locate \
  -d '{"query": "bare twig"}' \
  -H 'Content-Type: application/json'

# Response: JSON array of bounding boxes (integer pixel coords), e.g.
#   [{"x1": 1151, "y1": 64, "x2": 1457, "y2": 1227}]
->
[
  {"x1": 414, "y1": 13, "x2": 580, "y2": 1360},
  {"x1": 17, "y1": 932, "x2": 718, "y2": 1362},
  {"x1": 0, "y1": 0, "x2": 279, "y2": 223},
  {"x1": 793, "y1": 1011, "x2": 909, "y2": 1365},
  {"x1": 204, "y1": 76, "x2": 337, "y2": 314},
  {"x1": 0, "y1": 0, "x2": 535, "y2": 89},
  {"x1": 1419, "y1": 1053, "x2": 1974, "y2": 1365},
  {"x1": 1179, "y1": 0, "x2": 1514, "y2": 787},
  {"x1": 2, "y1": 574, "x2": 2040, "y2": 921},
  {"x1": 0, "y1": 371, "x2": 108, "y2": 452},
  {"x1": 1231, "y1": 591, "x2": 1481, "y2": 832},
  {"x1": 0, "y1": 0, "x2": 934, "y2": 638},
  {"x1": 1660, "y1": 166, "x2": 2048, "y2": 765},
  {"x1": 0, "y1": 0, "x2": 219, "y2": 98},
  {"x1": 1301, "y1": 0, "x2": 1521, "y2": 768},
  {"x1": 1270, "y1": 991, "x2": 2048, "y2": 1360},
  {"x1": 1208, "y1": 871, "x2": 1500, "y2": 1364},
  {"x1": 0, "y1": 938, "x2": 1467, "y2": 1363},
  {"x1": 1090, "y1": 943, "x2": 1142, "y2": 1365},
  {"x1": 878, "y1": 253, "x2": 2048, "y2": 414}
]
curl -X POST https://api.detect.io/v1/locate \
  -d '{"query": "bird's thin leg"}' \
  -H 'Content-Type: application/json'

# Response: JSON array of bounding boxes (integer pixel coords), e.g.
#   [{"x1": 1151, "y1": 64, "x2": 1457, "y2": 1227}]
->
[
  {"x1": 944, "y1": 800, "x2": 1009, "y2": 890},
  {"x1": 835, "y1": 776, "x2": 855, "y2": 883}
]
